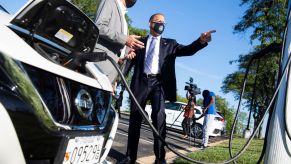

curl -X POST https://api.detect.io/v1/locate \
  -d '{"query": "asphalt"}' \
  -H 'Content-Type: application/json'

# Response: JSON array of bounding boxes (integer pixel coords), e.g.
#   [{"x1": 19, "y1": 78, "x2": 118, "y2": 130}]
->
[{"x1": 106, "y1": 113, "x2": 228, "y2": 164}]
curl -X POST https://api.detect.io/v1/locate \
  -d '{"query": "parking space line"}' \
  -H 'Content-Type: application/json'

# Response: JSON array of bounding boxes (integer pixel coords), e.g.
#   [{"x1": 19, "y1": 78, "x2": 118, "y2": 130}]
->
[{"x1": 116, "y1": 131, "x2": 154, "y2": 144}]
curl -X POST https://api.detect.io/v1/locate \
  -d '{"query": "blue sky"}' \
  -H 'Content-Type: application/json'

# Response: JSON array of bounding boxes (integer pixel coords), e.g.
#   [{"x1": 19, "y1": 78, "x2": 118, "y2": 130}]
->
[{"x1": 1, "y1": 0, "x2": 254, "y2": 108}]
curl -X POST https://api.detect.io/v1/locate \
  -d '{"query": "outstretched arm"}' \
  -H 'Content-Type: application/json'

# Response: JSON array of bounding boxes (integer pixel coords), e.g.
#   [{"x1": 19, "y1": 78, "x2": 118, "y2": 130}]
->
[{"x1": 174, "y1": 30, "x2": 215, "y2": 57}]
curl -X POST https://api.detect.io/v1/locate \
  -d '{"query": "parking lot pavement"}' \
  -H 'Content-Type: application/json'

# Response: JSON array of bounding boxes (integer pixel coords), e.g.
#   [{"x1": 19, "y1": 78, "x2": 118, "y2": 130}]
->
[{"x1": 107, "y1": 114, "x2": 227, "y2": 164}]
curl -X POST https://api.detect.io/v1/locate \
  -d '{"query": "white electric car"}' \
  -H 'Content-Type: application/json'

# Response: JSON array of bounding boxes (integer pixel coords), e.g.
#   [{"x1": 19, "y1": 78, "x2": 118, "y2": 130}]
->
[
  {"x1": 145, "y1": 101, "x2": 226, "y2": 138},
  {"x1": 0, "y1": 0, "x2": 118, "y2": 164}
]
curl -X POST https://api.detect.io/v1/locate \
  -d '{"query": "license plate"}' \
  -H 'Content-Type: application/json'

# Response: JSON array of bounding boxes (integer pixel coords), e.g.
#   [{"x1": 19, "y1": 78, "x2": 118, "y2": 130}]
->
[{"x1": 63, "y1": 136, "x2": 104, "y2": 164}]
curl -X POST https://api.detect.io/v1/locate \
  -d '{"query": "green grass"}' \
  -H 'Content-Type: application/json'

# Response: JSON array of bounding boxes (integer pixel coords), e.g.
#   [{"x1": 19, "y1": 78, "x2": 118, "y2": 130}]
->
[{"x1": 174, "y1": 138, "x2": 264, "y2": 164}]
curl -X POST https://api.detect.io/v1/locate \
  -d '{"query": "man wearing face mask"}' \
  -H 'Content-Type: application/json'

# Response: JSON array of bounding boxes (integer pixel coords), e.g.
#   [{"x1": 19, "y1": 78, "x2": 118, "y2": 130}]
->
[
  {"x1": 94, "y1": 0, "x2": 144, "y2": 84},
  {"x1": 121, "y1": 13, "x2": 215, "y2": 164}
]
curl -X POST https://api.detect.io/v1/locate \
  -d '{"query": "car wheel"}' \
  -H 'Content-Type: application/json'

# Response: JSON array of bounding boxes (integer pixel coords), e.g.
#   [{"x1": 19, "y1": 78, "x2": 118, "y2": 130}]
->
[{"x1": 191, "y1": 124, "x2": 203, "y2": 139}]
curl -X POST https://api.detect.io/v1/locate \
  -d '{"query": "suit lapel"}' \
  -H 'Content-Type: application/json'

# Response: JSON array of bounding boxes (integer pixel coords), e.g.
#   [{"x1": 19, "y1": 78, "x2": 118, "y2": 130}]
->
[
  {"x1": 159, "y1": 38, "x2": 167, "y2": 70},
  {"x1": 140, "y1": 36, "x2": 148, "y2": 71}
]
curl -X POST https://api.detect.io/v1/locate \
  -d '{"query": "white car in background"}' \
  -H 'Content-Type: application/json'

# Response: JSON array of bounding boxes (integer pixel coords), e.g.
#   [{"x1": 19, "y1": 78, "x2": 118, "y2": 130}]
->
[{"x1": 145, "y1": 101, "x2": 226, "y2": 138}]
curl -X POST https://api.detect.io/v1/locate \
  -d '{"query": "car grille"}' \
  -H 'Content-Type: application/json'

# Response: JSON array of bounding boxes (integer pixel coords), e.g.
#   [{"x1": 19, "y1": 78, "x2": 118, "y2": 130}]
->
[{"x1": 23, "y1": 64, "x2": 111, "y2": 126}]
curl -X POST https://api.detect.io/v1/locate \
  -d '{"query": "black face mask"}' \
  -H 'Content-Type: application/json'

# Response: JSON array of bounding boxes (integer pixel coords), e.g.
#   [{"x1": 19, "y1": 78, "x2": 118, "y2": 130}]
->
[
  {"x1": 125, "y1": 0, "x2": 137, "y2": 8},
  {"x1": 152, "y1": 22, "x2": 165, "y2": 35}
]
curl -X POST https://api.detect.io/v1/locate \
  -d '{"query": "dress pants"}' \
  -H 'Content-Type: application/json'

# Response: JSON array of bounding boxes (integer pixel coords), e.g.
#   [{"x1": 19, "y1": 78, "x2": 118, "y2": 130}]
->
[{"x1": 126, "y1": 75, "x2": 167, "y2": 163}]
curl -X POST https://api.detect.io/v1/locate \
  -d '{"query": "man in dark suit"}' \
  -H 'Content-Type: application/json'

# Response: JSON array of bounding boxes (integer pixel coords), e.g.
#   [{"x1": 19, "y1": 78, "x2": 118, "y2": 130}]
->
[{"x1": 122, "y1": 13, "x2": 214, "y2": 164}]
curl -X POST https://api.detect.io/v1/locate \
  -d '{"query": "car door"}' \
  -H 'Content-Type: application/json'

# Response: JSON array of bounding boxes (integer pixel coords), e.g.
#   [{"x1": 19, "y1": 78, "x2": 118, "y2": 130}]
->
[
  {"x1": 194, "y1": 106, "x2": 204, "y2": 125},
  {"x1": 172, "y1": 104, "x2": 186, "y2": 129},
  {"x1": 165, "y1": 102, "x2": 181, "y2": 126}
]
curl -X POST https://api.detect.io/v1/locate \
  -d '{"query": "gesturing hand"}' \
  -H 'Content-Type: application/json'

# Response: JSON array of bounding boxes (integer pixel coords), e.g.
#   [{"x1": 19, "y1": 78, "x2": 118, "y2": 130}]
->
[
  {"x1": 117, "y1": 48, "x2": 136, "y2": 64},
  {"x1": 126, "y1": 49, "x2": 136, "y2": 60},
  {"x1": 202, "y1": 107, "x2": 207, "y2": 113},
  {"x1": 199, "y1": 30, "x2": 216, "y2": 44},
  {"x1": 126, "y1": 35, "x2": 145, "y2": 49}
]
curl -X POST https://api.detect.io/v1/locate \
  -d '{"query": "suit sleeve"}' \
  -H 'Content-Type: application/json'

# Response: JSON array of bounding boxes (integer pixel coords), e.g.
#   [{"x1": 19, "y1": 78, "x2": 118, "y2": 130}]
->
[
  {"x1": 122, "y1": 38, "x2": 146, "y2": 76},
  {"x1": 95, "y1": 0, "x2": 127, "y2": 46},
  {"x1": 173, "y1": 38, "x2": 207, "y2": 57}
]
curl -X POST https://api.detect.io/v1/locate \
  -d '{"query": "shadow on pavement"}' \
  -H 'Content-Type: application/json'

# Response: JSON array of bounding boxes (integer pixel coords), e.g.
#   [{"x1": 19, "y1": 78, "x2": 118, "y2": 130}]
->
[{"x1": 108, "y1": 149, "x2": 127, "y2": 163}]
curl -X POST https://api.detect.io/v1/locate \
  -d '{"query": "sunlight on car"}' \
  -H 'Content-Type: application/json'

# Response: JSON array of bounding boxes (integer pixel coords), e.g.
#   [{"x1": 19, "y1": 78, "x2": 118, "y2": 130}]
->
[{"x1": 145, "y1": 101, "x2": 226, "y2": 138}]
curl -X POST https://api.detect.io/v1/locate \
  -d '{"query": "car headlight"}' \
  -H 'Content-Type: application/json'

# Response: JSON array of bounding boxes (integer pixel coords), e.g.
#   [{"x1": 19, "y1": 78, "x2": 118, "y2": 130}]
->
[{"x1": 94, "y1": 90, "x2": 111, "y2": 124}]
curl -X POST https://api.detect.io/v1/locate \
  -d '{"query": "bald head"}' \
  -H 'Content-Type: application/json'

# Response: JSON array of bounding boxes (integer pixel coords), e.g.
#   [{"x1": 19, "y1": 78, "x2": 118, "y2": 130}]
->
[{"x1": 149, "y1": 13, "x2": 165, "y2": 22}]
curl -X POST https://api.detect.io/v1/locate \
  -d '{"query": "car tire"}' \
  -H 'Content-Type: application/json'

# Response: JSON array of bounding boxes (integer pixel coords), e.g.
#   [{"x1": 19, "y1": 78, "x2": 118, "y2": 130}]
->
[{"x1": 191, "y1": 123, "x2": 203, "y2": 139}]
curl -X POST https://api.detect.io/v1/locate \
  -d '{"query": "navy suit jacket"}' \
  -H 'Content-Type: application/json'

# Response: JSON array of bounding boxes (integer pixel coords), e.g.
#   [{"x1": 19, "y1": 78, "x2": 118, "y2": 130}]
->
[{"x1": 124, "y1": 37, "x2": 207, "y2": 102}]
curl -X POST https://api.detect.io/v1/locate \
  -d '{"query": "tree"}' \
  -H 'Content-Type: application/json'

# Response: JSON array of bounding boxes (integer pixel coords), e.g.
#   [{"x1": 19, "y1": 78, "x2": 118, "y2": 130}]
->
[
  {"x1": 126, "y1": 15, "x2": 148, "y2": 36},
  {"x1": 196, "y1": 98, "x2": 203, "y2": 106},
  {"x1": 215, "y1": 96, "x2": 235, "y2": 134},
  {"x1": 222, "y1": 0, "x2": 288, "y2": 135},
  {"x1": 176, "y1": 94, "x2": 188, "y2": 103},
  {"x1": 71, "y1": 0, "x2": 100, "y2": 20}
]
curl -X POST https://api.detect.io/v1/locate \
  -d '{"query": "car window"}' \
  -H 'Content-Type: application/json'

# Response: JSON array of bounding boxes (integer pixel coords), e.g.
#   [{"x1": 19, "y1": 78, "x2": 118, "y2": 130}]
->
[
  {"x1": 181, "y1": 105, "x2": 186, "y2": 111},
  {"x1": 195, "y1": 108, "x2": 201, "y2": 114},
  {"x1": 71, "y1": 0, "x2": 101, "y2": 21},
  {"x1": 165, "y1": 102, "x2": 180, "y2": 111}
]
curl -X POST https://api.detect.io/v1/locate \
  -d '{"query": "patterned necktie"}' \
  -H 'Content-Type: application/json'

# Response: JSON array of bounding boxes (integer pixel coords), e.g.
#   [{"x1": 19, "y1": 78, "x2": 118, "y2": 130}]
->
[{"x1": 144, "y1": 37, "x2": 157, "y2": 74}]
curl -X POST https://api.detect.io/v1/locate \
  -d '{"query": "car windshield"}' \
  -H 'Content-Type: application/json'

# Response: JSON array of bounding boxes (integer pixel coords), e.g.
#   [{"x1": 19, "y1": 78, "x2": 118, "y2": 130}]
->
[
  {"x1": 70, "y1": 0, "x2": 101, "y2": 21},
  {"x1": 165, "y1": 102, "x2": 181, "y2": 111}
]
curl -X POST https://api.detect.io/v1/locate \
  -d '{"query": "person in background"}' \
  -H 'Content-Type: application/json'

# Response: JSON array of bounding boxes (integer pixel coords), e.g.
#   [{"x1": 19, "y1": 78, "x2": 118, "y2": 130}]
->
[
  {"x1": 121, "y1": 13, "x2": 214, "y2": 164},
  {"x1": 182, "y1": 99, "x2": 195, "y2": 138},
  {"x1": 94, "y1": 0, "x2": 144, "y2": 84},
  {"x1": 201, "y1": 90, "x2": 217, "y2": 148}
]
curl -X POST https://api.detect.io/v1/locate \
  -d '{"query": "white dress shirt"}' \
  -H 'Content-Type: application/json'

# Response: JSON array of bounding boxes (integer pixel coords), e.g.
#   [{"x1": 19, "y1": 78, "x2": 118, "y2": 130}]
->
[
  {"x1": 117, "y1": 0, "x2": 128, "y2": 58},
  {"x1": 144, "y1": 35, "x2": 161, "y2": 74}
]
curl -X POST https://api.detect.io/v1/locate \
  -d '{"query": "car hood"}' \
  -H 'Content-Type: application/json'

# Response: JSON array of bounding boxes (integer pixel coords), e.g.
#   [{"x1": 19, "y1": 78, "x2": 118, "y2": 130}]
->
[
  {"x1": 0, "y1": 10, "x2": 11, "y2": 25},
  {"x1": 0, "y1": 0, "x2": 112, "y2": 92},
  {"x1": 10, "y1": 0, "x2": 99, "y2": 53}
]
